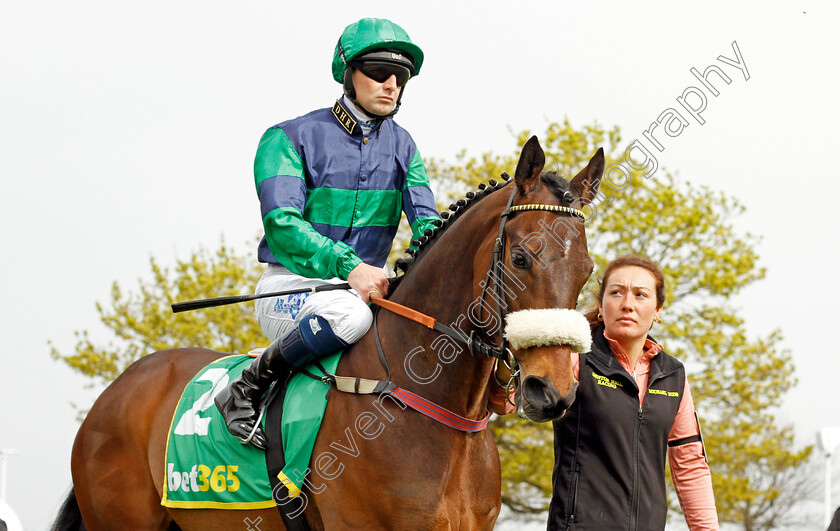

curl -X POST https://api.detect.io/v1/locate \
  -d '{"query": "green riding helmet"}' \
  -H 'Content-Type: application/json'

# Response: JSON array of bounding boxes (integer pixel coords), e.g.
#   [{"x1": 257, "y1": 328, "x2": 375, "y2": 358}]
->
[{"x1": 332, "y1": 18, "x2": 424, "y2": 83}]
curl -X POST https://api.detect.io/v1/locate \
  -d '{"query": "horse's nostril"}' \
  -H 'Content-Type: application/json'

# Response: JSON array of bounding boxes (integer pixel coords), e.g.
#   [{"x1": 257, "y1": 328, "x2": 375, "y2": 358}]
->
[
  {"x1": 520, "y1": 376, "x2": 578, "y2": 421},
  {"x1": 522, "y1": 376, "x2": 561, "y2": 408}
]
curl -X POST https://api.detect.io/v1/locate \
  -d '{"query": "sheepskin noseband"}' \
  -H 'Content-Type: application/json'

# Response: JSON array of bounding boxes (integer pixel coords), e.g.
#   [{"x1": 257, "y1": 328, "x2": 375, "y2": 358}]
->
[{"x1": 503, "y1": 309, "x2": 591, "y2": 353}]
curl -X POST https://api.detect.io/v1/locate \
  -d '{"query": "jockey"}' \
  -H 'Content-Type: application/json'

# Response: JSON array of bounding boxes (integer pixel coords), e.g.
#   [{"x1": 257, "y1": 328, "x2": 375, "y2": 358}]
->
[{"x1": 215, "y1": 17, "x2": 441, "y2": 450}]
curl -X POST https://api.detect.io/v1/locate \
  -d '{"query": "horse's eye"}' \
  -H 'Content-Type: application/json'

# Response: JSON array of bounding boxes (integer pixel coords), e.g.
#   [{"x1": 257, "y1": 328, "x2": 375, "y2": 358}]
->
[{"x1": 511, "y1": 250, "x2": 530, "y2": 269}]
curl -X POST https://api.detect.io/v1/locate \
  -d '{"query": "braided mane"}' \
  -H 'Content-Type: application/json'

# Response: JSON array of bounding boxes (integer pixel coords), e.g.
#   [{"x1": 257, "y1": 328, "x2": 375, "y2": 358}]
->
[{"x1": 389, "y1": 171, "x2": 575, "y2": 292}]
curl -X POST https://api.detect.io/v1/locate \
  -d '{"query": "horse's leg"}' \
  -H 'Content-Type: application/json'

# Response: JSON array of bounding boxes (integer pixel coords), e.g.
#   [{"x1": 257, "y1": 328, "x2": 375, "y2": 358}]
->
[
  {"x1": 453, "y1": 430, "x2": 503, "y2": 529},
  {"x1": 409, "y1": 431, "x2": 501, "y2": 530},
  {"x1": 72, "y1": 349, "x2": 219, "y2": 530},
  {"x1": 305, "y1": 388, "x2": 502, "y2": 530}
]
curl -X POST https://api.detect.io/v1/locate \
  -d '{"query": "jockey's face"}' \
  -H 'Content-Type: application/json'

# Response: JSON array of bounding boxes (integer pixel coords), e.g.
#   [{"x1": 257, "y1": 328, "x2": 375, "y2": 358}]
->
[{"x1": 352, "y1": 67, "x2": 402, "y2": 117}]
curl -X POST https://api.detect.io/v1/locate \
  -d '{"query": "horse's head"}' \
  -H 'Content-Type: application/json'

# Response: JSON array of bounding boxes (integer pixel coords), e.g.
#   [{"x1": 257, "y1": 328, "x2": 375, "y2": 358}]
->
[
  {"x1": 490, "y1": 136, "x2": 603, "y2": 422},
  {"x1": 390, "y1": 136, "x2": 602, "y2": 423}
]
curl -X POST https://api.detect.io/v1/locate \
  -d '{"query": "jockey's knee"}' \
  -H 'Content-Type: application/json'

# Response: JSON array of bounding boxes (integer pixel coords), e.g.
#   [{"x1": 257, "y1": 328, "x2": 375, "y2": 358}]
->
[
  {"x1": 311, "y1": 292, "x2": 373, "y2": 345},
  {"x1": 297, "y1": 314, "x2": 349, "y2": 359}
]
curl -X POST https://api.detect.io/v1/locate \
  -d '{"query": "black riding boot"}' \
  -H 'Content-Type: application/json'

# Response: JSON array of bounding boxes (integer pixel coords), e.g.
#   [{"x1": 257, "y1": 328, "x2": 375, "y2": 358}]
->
[{"x1": 214, "y1": 330, "x2": 304, "y2": 450}]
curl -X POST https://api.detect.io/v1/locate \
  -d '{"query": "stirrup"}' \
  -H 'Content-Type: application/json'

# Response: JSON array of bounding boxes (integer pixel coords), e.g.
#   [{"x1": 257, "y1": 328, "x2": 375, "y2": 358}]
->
[{"x1": 239, "y1": 402, "x2": 268, "y2": 446}]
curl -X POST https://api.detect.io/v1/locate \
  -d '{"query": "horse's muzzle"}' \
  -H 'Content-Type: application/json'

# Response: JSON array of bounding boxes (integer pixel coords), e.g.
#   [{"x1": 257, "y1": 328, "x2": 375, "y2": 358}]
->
[{"x1": 517, "y1": 375, "x2": 578, "y2": 422}]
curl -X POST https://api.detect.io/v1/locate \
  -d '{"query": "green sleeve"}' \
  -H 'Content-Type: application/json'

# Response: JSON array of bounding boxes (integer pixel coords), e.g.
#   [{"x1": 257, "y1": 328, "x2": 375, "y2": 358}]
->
[
  {"x1": 405, "y1": 146, "x2": 441, "y2": 249},
  {"x1": 263, "y1": 207, "x2": 363, "y2": 280},
  {"x1": 254, "y1": 128, "x2": 304, "y2": 190},
  {"x1": 409, "y1": 216, "x2": 443, "y2": 247},
  {"x1": 255, "y1": 128, "x2": 362, "y2": 279}
]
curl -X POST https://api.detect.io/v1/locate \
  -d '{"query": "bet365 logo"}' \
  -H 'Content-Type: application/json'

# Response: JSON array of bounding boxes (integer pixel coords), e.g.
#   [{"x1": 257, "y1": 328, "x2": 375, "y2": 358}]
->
[{"x1": 168, "y1": 463, "x2": 240, "y2": 492}]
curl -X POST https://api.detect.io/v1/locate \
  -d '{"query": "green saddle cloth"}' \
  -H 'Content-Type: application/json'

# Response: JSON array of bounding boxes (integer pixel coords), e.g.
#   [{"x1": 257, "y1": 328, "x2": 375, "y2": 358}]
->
[
  {"x1": 276, "y1": 351, "x2": 341, "y2": 497},
  {"x1": 161, "y1": 353, "x2": 340, "y2": 508}
]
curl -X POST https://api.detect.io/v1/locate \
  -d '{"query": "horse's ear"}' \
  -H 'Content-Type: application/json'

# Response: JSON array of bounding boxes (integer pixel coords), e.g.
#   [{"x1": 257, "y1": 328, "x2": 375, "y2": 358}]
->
[
  {"x1": 514, "y1": 136, "x2": 546, "y2": 194},
  {"x1": 570, "y1": 147, "x2": 604, "y2": 202}
]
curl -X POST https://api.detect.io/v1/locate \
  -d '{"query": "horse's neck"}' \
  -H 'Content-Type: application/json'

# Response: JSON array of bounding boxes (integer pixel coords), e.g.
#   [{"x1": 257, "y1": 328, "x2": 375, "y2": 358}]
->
[
  {"x1": 377, "y1": 207, "x2": 502, "y2": 419},
  {"x1": 371, "y1": 304, "x2": 495, "y2": 420}
]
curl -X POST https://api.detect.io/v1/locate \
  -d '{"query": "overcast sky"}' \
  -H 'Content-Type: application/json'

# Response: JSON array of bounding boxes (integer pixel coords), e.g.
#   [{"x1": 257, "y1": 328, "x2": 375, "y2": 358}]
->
[{"x1": 1, "y1": 1, "x2": 838, "y2": 529}]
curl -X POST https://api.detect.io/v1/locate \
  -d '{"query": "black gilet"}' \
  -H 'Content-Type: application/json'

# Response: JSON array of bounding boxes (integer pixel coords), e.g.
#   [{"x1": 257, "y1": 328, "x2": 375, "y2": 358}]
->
[{"x1": 547, "y1": 327, "x2": 686, "y2": 531}]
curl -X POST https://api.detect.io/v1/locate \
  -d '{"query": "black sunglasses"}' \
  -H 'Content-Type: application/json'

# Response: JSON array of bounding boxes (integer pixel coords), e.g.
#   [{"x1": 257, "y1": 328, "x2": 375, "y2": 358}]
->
[{"x1": 357, "y1": 63, "x2": 412, "y2": 87}]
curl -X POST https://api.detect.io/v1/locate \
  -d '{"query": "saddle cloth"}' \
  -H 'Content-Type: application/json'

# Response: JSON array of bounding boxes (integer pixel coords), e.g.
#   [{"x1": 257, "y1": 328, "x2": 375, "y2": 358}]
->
[
  {"x1": 160, "y1": 353, "x2": 340, "y2": 509},
  {"x1": 161, "y1": 355, "x2": 275, "y2": 509}
]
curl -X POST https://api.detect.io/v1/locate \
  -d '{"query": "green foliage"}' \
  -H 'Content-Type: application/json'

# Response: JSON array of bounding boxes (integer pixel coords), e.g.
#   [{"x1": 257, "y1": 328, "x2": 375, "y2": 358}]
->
[
  {"x1": 426, "y1": 118, "x2": 623, "y2": 206},
  {"x1": 587, "y1": 171, "x2": 764, "y2": 304},
  {"x1": 51, "y1": 242, "x2": 264, "y2": 386},
  {"x1": 490, "y1": 415, "x2": 553, "y2": 514}
]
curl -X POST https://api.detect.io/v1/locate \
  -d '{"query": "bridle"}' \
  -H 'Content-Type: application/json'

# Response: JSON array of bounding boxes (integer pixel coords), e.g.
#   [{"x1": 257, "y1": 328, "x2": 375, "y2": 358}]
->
[
  {"x1": 302, "y1": 175, "x2": 587, "y2": 430},
  {"x1": 475, "y1": 178, "x2": 587, "y2": 396}
]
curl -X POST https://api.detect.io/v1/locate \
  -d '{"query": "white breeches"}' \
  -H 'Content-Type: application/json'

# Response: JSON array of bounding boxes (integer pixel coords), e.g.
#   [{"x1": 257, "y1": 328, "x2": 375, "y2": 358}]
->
[{"x1": 254, "y1": 265, "x2": 373, "y2": 344}]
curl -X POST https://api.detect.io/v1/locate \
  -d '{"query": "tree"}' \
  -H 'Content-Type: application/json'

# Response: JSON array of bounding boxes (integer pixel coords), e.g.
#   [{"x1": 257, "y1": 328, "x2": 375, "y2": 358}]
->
[
  {"x1": 426, "y1": 119, "x2": 816, "y2": 528},
  {"x1": 51, "y1": 242, "x2": 264, "y2": 386},
  {"x1": 53, "y1": 120, "x2": 816, "y2": 528}
]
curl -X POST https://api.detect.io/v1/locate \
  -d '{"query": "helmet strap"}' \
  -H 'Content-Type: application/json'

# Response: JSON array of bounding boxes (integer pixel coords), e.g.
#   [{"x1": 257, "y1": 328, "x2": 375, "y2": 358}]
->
[{"x1": 342, "y1": 68, "x2": 357, "y2": 100}]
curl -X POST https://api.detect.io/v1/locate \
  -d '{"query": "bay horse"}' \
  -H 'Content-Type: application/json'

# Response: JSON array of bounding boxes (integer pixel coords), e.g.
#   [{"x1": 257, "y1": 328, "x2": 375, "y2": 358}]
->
[{"x1": 54, "y1": 136, "x2": 604, "y2": 530}]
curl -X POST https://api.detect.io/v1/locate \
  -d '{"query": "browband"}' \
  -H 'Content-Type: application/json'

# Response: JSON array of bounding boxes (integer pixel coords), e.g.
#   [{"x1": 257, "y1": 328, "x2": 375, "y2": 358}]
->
[{"x1": 509, "y1": 203, "x2": 586, "y2": 221}]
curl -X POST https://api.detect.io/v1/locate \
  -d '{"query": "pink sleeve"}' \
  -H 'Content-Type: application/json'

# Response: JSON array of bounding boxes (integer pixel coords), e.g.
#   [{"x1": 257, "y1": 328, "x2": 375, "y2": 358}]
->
[
  {"x1": 668, "y1": 377, "x2": 719, "y2": 530},
  {"x1": 488, "y1": 380, "x2": 516, "y2": 415}
]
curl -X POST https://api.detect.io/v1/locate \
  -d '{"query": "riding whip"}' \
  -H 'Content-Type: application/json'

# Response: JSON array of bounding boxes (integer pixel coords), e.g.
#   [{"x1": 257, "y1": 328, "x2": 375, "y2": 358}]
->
[{"x1": 170, "y1": 283, "x2": 351, "y2": 313}]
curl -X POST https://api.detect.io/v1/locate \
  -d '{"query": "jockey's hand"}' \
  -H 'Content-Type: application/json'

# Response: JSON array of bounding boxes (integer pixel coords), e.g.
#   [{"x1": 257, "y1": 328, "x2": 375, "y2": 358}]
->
[{"x1": 347, "y1": 262, "x2": 389, "y2": 303}]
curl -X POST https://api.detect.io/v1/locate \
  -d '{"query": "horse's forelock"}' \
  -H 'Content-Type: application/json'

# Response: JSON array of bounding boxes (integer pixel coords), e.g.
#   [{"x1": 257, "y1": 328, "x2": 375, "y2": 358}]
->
[{"x1": 540, "y1": 172, "x2": 574, "y2": 202}]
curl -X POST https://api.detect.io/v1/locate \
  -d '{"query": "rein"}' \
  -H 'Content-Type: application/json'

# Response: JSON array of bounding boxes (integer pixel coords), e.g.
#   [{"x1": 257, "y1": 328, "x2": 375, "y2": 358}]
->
[
  {"x1": 301, "y1": 300, "x2": 493, "y2": 433},
  {"x1": 369, "y1": 295, "x2": 505, "y2": 360},
  {"x1": 303, "y1": 180, "x2": 587, "y2": 433}
]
